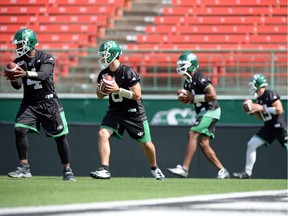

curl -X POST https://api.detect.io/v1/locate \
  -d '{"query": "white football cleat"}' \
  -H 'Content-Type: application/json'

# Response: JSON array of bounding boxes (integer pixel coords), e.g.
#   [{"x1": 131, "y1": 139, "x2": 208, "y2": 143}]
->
[
  {"x1": 167, "y1": 165, "x2": 188, "y2": 178},
  {"x1": 217, "y1": 168, "x2": 230, "y2": 179},
  {"x1": 90, "y1": 167, "x2": 111, "y2": 179},
  {"x1": 151, "y1": 167, "x2": 165, "y2": 180}
]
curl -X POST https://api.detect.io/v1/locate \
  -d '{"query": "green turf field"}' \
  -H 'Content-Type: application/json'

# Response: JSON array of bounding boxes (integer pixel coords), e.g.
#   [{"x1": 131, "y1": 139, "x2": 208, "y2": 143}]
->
[{"x1": 0, "y1": 176, "x2": 287, "y2": 208}]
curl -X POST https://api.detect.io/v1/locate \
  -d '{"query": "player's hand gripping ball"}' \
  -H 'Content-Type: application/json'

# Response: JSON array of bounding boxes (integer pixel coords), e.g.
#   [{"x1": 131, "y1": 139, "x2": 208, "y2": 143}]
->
[
  {"x1": 177, "y1": 89, "x2": 191, "y2": 104},
  {"x1": 4, "y1": 62, "x2": 18, "y2": 80},
  {"x1": 243, "y1": 99, "x2": 263, "y2": 115},
  {"x1": 242, "y1": 99, "x2": 254, "y2": 114},
  {"x1": 99, "y1": 75, "x2": 115, "y2": 95}
]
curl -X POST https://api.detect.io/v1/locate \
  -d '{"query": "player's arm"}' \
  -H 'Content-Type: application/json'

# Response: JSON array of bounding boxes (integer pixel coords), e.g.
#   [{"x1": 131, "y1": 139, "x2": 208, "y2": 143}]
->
[
  {"x1": 10, "y1": 79, "x2": 22, "y2": 90},
  {"x1": 13, "y1": 63, "x2": 53, "y2": 81},
  {"x1": 128, "y1": 82, "x2": 142, "y2": 100},
  {"x1": 190, "y1": 84, "x2": 217, "y2": 103},
  {"x1": 265, "y1": 99, "x2": 283, "y2": 114},
  {"x1": 249, "y1": 99, "x2": 282, "y2": 118},
  {"x1": 109, "y1": 82, "x2": 141, "y2": 100},
  {"x1": 203, "y1": 84, "x2": 217, "y2": 101},
  {"x1": 177, "y1": 83, "x2": 216, "y2": 104}
]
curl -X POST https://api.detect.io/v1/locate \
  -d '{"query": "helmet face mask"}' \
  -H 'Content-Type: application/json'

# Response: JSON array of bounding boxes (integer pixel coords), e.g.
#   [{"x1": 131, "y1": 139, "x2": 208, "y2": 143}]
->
[
  {"x1": 176, "y1": 52, "x2": 199, "y2": 82},
  {"x1": 12, "y1": 28, "x2": 38, "y2": 58},
  {"x1": 97, "y1": 41, "x2": 122, "y2": 69},
  {"x1": 248, "y1": 74, "x2": 268, "y2": 97}
]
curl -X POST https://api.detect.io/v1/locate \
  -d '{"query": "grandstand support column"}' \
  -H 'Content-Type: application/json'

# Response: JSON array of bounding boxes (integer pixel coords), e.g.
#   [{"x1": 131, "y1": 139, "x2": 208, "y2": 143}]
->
[
  {"x1": 212, "y1": 66, "x2": 218, "y2": 86},
  {"x1": 270, "y1": 51, "x2": 275, "y2": 90}
]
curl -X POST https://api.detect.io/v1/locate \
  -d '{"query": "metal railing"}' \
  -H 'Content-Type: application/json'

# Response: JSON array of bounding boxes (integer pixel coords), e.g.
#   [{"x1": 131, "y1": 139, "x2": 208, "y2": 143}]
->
[{"x1": 0, "y1": 49, "x2": 287, "y2": 96}]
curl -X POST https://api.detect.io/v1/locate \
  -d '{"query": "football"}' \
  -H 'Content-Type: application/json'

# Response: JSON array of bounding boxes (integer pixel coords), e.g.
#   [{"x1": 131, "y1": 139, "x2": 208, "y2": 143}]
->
[
  {"x1": 177, "y1": 89, "x2": 188, "y2": 97},
  {"x1": 99, "y1": 75, "x2": 115, "y2": 94},
  {"x1": 242, "y1": 99, "x2": 253, "y2": 113},
  {"x1": 102, "y1": 75, "x2": 115, "y2": 85},
  {"x1": 4, "y1": 62, "x2": 17, "y2": 72},
  {"x1": 177, "y1": 89, "x2": 191, "y2": 104}
]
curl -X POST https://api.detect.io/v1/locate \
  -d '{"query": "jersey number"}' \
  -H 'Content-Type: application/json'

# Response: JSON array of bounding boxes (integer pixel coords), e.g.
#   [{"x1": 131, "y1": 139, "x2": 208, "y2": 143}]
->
[
  {"x1": 260, "y1": 111, "x2": 272, "y2": 121},
  {"x1": 111, "y1": 92, "x2": 123, "y2": 102},
  {"x1": 27, "y1": 79, "x2": 42, "y2": 89}
]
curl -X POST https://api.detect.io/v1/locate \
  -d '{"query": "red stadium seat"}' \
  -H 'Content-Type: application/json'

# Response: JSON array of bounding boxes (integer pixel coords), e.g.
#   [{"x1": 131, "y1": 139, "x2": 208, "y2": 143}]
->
[
  {"x1": 0, "y1": 0, "x2": 48, "y2": 5},
  {"x1": 125, "y1": 43, "x2": 287, "y2": 51},
  {"x1": 0, "y1": 24, "x2": 98, "y2": 34},
  {"x1": 35, "y1": 15, "x2": 108, "y2": 25},
  {"x1": 170, "y1": 0, "x2": 285, "y2": 7},
  {"x1": 159, "y1": 7, "x2": 273, "y2": 16},
  {"x1": 0, "y1": 15, "x2": 38, "y2": 24},
  {"x1": 47, "y1": 5, "x2": 117, "y2": 17},
  {"x1": 0, "y1": 6, "x2": 47, "y2": 14},
  {"x1": 145, "y1": 25, "x2": 256, "y2": 34},
  {"x1": 137, "y1": 35, "x2": 249, "y2": 44},
  {"x1": 255, "y1": 25, "x2": 287, "y2": 34},
  {"x1": 50, "y1": 0, "x2": 126, "y2": 7},
  {"x1": 153, "y1": 16, "x2": 278, "y2": 25},
  {"x1": 0, "y1": 0, "x2": 126, "y2": 6}
]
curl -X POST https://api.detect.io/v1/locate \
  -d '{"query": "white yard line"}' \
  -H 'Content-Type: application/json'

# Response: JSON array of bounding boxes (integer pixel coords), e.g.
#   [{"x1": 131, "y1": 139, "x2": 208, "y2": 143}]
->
[{"x1": 0, "y1": 190, "x2": 287, "y2": 216}]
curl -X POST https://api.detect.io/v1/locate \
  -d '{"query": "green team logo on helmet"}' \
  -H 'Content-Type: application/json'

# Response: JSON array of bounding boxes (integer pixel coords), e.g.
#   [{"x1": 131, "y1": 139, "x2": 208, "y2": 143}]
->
[
  {"x1": 97, "y1": 40, "x2": 122, "y2": 69},
  {"x1": 176, "y1": 51, "x2": 199, "y2": 82},
  {"x1": 249, "y1": 73, "x2": 268, "y2": 97},
  {"x1": 12, "y1": 28, "x2": 38, "y2": 57}
]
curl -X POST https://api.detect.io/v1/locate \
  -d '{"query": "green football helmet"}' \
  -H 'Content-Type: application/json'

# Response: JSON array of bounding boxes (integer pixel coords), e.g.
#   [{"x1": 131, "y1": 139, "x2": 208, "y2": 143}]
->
[
  {"x1": 97, "y1": 40, "x2": 122, "y2": 68},
  {"x1": 249, "y1": 73, "x2": 268, "y2": 97},
  {"x1": 176, "y1": 51, "x2": 199, "y2": 82},
  {"x1": 12, "y1": 28, "x2": 38, "y2": 57}
]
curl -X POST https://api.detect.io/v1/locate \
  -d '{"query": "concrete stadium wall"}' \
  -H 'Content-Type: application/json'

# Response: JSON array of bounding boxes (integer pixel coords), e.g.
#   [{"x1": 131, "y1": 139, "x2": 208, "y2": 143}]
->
[{"x1": 0, "y1": 123, "x2": 287, "y2": 179}]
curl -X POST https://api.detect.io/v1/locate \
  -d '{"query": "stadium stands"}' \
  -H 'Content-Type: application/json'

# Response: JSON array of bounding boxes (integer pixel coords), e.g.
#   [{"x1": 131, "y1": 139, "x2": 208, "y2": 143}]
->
[
  {"x1": 0, "y1": 0, "x2": 287, "y2": 94},
  {"x1": 0, "y1": 0, "x2": 129, "y2": 76},
  {"x1": 121, "y1": 0, "x2": 287, "y2": 90}
]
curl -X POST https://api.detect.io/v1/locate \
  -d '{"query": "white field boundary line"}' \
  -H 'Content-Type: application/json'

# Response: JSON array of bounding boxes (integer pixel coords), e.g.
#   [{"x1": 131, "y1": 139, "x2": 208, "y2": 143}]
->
[{"x1": 0, "y1": 190, "x2": 287, "y2": 215}]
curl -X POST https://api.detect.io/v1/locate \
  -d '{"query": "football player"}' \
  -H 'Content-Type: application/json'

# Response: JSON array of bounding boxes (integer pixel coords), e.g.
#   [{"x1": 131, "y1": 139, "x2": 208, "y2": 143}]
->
[
  {"x1": 233, "y1": 74, "x2": 288, "y2": 178},
  {"x1": 89, "y1": 40, "x2": 165, "y2": 180},
  {"x1": 167, "y1": 51, "x2": 230, "y2": 179},
  {"x1": 4, "y1": 28, "x2": 76, "y2": 181}
]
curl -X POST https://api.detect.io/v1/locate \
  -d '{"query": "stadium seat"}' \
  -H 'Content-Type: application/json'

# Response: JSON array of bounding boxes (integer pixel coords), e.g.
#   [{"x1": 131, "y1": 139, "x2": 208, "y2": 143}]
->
[
  {"x1": 159, "y1": 7, "x2": 273, "y2": 16},
  {"x1": 0, "y1": 0, "x2": 47, "y2": 5},
  {"x1": 169, "y1": 0, "x2": 284, "y2": 7},
  {"x1": 145, "y1": 25, "x2": 255, "y2": 34},
  {"x1": 35, "y1": 15, "x2": 108, "y2": 25},
  {"x1": 256, "y1": 25, "x2": 287, "y2": 34},
  {"x1": 47, "y1": 5, "x2": 117, "y2": 17},
  {"x1": 125, "y1": 43, "x2": 287, "y2": 52},
  {"x1": 136, "y1": 35, "x2": 249, "y2": 44},
  {"x1": 0, "y1": 0, "x2": 127, "y2": 6},
  {"x1": 49, "y1": 0, "x2": 126, "y2": 7},
  {"x1": 0, "y1": 24, "x2": 98, "y2": 34},
  {"x1": 0, "y1": 6, "x2": 47, "y2": 14},
  {"x1": 0, "y1": 15, "x2": 37, "y2": 24}
]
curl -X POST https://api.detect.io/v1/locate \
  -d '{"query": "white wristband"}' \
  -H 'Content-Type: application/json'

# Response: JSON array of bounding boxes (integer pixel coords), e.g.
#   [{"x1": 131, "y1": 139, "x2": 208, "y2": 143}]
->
[
  {"x1": 263, "y1": 105, "x2": 277, "y2": 114},
  {"x1": 27, "y1": 71, "x2": 38, "y2": 77},
  {"x1": 194, "y1": 94, "x2": 205, "y2": 103},
  {"x1": 119, "y1": 88, "x2": 133, "y2": 99}
]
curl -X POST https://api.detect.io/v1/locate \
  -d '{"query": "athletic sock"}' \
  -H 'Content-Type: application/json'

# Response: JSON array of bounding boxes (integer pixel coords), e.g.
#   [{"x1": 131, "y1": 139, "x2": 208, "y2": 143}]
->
[{"x1": 102, "y1": 165, "x2": 109, "y2": 171}]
